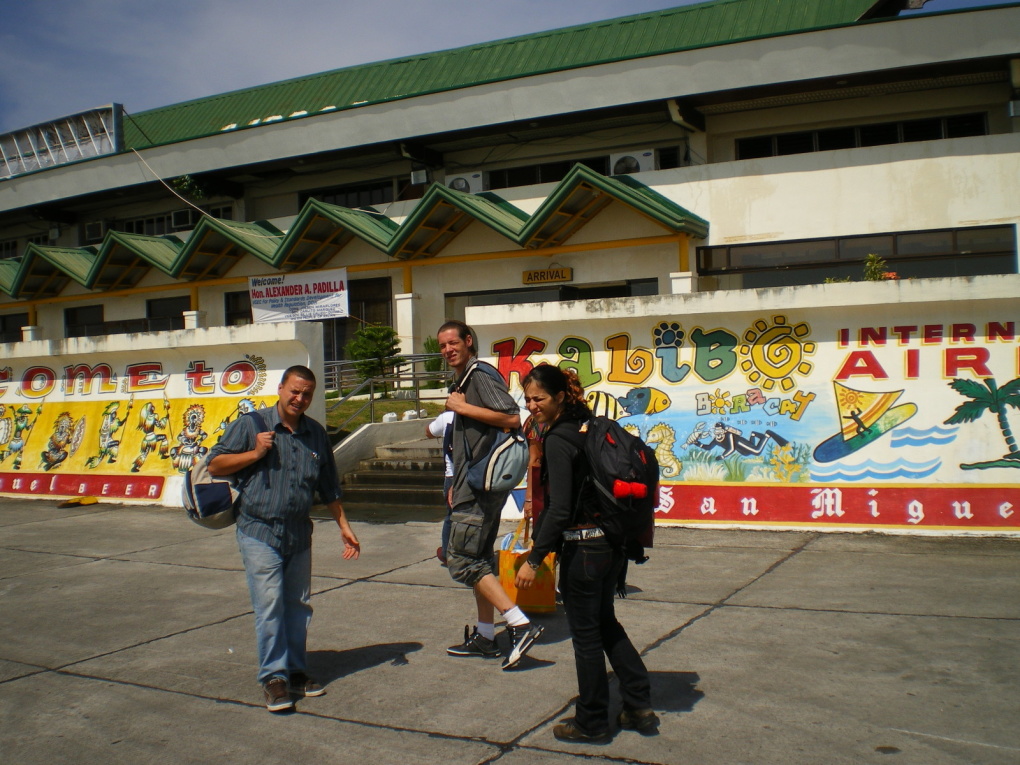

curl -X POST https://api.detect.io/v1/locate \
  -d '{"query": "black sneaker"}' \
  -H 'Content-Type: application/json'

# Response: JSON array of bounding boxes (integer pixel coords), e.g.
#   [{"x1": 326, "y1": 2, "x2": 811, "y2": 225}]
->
[
  {"x1": 447, "y1": 625, "x2": 501, "y2": 658},
  {"x1": 618, "y1": 706, "x2": 659, "y2": 734},
  {"x1": 290, "y1": 672, "x2": 325, "y2": 697},
  {"x1": 263, "y1": 676, "x2": 294, "y2": 712},
  {"x1": 501, "y1": 622, "x2": 544, "y2": 670},
  {"x1": 553, "y1": 718, "x2": 612, "y2": 744}
]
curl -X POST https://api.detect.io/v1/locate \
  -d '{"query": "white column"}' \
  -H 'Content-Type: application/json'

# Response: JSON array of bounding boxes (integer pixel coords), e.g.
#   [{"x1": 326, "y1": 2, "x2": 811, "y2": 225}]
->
[
  {"x1": 21, "y1": 325, "x2": 41, "y2": 341},
  {"x1": 183, "y1": 311, "x2": 206, "y2": 329},
  {"x1": 394, "y1": 293, "x2": 421, "y2": 357},
  {"x1": 670, "y1": 271, "x2": 697, "y2": 294}
]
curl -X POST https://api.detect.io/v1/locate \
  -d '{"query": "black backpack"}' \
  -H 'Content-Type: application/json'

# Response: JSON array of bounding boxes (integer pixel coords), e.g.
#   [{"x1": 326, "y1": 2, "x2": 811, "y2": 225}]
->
[{"x1": 581, "y1": 417, "x2": 659, "y2": 563}]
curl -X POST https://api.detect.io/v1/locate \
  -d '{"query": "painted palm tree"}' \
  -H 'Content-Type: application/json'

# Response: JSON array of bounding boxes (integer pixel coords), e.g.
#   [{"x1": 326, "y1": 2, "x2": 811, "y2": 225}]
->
[{"x1": 944, "y1": 377, "x2": 1020, "y2": 464}]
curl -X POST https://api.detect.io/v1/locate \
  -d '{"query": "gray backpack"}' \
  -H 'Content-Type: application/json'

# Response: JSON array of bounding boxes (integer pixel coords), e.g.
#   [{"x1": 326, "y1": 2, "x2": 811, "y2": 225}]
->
[{"x1": 182, "y1": 410, "x2": 268, "y2": 529}]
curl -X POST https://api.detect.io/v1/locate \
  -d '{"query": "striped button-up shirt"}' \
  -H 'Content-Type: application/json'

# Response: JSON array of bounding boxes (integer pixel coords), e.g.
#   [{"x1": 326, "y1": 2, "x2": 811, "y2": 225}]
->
[{"x1": 209, "y1": 404, "x2": 341, "y2": 554}]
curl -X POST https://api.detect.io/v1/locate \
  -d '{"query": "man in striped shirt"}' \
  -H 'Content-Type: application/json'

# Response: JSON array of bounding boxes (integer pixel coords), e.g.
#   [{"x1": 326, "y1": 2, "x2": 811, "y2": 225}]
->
[{"x1": 209, "y1": 364, "x2": 360, "y2": 712}]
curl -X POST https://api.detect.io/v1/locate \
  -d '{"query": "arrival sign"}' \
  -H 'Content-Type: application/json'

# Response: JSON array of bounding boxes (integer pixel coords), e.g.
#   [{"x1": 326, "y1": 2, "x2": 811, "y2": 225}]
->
[{"x1": 249, "y1": 268, "x2": 348, "y2": 323}]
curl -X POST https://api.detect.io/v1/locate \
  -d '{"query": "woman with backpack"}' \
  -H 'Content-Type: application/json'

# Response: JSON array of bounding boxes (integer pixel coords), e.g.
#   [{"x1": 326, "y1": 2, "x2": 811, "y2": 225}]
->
[{"x1": 514, "y1": 365, "x2": 658, "y2": 743}]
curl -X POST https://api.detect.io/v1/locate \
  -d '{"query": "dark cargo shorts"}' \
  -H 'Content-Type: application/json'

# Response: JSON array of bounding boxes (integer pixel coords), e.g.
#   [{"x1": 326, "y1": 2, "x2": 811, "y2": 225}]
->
[{"x1": 446, "y1": 491, "x2": 507, "y2": 587}]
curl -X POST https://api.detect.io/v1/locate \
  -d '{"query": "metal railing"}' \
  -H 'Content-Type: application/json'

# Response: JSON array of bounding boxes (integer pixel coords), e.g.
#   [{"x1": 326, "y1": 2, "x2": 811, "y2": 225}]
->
[{"x1": 325, "y1": 354, "x2": 452, "y2": 436}]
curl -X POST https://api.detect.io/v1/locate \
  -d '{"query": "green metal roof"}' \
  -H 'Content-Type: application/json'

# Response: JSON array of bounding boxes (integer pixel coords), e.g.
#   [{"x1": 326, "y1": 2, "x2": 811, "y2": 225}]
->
[
  {"x1": 123, "y1": 0, "x2": 888, "y2": 149},
  {"x1": 0, "y1": 168, "x2": 706, "y2": 298}
]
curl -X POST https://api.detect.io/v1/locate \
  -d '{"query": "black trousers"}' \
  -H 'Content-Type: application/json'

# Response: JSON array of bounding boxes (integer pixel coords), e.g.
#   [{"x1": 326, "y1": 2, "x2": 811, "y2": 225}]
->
[{"x1": 559, "y1": 539, "x2": 651, "y2": 734}]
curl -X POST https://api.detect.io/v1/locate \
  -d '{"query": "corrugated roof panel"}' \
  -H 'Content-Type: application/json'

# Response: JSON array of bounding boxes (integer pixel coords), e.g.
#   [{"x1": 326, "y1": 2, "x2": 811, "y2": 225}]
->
[
  {"x1": 0, "y1": 258, "x2": 21, "y2": 296},
  {"x1": 122, "y1": 0, "x2": 884, "y2": 149}
]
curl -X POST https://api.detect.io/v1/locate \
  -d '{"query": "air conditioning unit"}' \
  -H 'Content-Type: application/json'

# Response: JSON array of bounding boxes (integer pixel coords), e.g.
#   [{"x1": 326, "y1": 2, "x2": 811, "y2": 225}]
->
[
  {"x1": 171, "y1": 209, "x2": 196, "y2": 229},
  {"x1": 610, "y1": 149, "x2": 656, "y2": 175},
  {"x1": 84, "y1": 221, "x2": 107, "y2": 242},
  {"x1": 446, "y1": 171, "x2": 484, "y2": 194}
]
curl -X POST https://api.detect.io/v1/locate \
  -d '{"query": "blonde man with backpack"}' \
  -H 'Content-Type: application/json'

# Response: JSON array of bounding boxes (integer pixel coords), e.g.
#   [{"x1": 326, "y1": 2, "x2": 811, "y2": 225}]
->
[{"x1": 437, "y1": 320, "x2": 543, "y2": 670}]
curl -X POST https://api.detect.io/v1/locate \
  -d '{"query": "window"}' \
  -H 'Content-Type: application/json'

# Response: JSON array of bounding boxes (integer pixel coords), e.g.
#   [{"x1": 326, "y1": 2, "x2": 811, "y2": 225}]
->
[
  {"x1": 146, "y1": 296, "x2": 190, "y2": 331},
  {"x1": 116, "y1": 204, "x2": 232, "y2": 236},
  {"x1": 225, "y1": 290, "x2": 252, "y2": 326},
  {"x1": 0, "y1": 239, "x2": 16, "y2": 260},
  {"x1": 303, "y1": 180, "x2": 395, "y2": 210},
  {"x1": 64, "y1": 297, "x2": 191, "y2": 338},
  {"x1": 487, "y1": 156, "x2": 610, "y2": 191},
  {"x1": 317, "y1": 277, "x2": 393, "y2": 362},
  {"x1": 697, "y1": 226, "x2": 1016, "y2": 290},
  {"x1": 736, "y1": 113, "x2": 988, "y2": 160},
  {"x1": 65, "y1": 304, "x2": 104, "y2": 338},
  {"x1": 445, "y1": 279, "x2": 657, "y2": 321},
  {"x1": 1, "y1": 312, "x2": 28, "y2": 343}
]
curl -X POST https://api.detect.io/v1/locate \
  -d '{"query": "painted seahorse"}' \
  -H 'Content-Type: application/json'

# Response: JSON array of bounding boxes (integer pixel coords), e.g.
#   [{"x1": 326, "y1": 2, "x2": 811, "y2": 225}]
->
[{"x1": 644, "y1": 422, "x2": 682, "y2": 477}]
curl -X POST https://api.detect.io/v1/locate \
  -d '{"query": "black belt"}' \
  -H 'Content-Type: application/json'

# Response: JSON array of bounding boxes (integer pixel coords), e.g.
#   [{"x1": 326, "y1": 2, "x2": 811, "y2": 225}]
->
[{"x1": 562, "y1": 527, "x2": 605, "y2": 542}]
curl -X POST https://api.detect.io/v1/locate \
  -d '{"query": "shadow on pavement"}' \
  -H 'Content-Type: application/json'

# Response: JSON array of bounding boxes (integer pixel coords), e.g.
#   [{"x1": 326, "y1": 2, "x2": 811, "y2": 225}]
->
[{"x1": 309, "y1": 641, "x2": 424, "y2": 685}]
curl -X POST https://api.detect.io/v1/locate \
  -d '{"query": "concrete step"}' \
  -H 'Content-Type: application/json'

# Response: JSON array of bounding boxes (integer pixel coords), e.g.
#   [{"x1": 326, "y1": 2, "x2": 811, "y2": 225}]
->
[
  {"x1": 341, "y1": 484, "x2": 446, "y2": 507},
  {"x1": 373, "y1": 439, "x2": 442, "y2": 461},
  {"x1": 356, "y1": 458, "x2": 446, "y2": 473},
  {"x1": 345, "y1": 469, "x2": 445, "y2": 487},
  {"x1": 319, "y1": 502, "x2": 447, "y2": 524},
  {"x1": 338, "y1": 437, "x2": 447, "y2": 522}
]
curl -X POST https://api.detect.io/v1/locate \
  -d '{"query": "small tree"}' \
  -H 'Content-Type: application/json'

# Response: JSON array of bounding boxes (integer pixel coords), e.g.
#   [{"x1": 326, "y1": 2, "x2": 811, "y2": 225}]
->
[
  {"x1": 344, "y1": 324, "x2": 404, "y2": 396},
  {"x1": 422, "y1": 336, "x2": 444, "y2": 388}
]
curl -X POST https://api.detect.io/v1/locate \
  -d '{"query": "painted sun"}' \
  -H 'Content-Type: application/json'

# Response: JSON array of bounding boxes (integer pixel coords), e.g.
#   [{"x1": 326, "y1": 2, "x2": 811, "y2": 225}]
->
[{"x1": 738, "y1": 315, "x2": 816, "y2": 393}]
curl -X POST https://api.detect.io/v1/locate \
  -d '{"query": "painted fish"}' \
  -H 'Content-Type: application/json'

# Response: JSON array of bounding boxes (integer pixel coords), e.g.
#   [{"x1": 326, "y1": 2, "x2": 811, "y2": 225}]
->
[
  {"x1": 619, "y1": 387, "x2": 671, "y2": 416},
  {"x1": 585, "y1": 390, "x2": 624, "y2": 420}
]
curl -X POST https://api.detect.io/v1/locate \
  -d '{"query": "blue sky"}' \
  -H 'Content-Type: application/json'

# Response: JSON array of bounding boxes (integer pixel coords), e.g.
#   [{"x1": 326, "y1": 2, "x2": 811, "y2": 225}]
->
[{"x1": 0, "y1": 0, "x2": 1013, "y2": 134}]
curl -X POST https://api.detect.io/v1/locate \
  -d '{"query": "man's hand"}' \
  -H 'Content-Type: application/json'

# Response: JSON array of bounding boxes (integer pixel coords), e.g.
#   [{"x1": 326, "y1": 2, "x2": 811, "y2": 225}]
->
[
  {"x1": 254, "y1": 430, "x2": 275, "y2": 458},
  {"x1": 328, "y1": 501, "x2": 361, "y2": 560},
  {"x1": 340, "y1": 527, "x2": 361, "y2": 560},
  {"x1": 514, "y1": 560, "x2": 537, "y2": 590}
]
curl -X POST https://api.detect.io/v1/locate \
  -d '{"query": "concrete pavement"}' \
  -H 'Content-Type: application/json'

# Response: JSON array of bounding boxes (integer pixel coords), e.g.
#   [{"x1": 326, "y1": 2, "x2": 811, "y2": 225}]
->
[{"x1": 0, "y1": 498, "x2": 1018, "y2": 764}]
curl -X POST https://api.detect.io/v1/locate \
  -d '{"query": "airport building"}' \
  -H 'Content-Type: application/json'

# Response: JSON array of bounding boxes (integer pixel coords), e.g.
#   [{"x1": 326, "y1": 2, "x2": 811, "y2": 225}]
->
[{"x1": 1, "y1": 0, "x2": 1018, "y2": 531}]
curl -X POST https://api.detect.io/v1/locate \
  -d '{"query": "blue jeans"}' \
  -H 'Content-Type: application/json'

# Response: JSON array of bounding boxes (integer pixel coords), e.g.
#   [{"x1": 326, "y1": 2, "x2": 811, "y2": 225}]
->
[
  {"x1": 236, "y1": 529, "x2": 313, "y2": 683},
  {"x1": 559, "y1": 540, "x2": 651, "y2": 735}
]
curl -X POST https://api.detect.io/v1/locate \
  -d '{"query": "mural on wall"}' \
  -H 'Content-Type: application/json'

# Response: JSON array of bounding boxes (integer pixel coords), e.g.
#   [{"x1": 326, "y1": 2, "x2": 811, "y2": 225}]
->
[
  {"x1": 490, "y1": 312, "x2": 1020, "y2": 532},
  {"x1": 0, "y1": 354, "x2": 274, "y2": 500}
]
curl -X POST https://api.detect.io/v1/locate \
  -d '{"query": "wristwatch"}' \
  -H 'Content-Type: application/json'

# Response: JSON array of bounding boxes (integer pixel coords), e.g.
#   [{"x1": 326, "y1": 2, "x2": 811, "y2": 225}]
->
[{"x1": 526, "y1": 560, "x2": 541, "y2": 571}]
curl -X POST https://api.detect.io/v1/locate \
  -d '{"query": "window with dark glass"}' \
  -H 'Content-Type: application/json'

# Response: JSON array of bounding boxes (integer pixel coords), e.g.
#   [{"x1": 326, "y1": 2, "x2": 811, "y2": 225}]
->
[
  {"x1": 225, "y1": 290, "x2": 252, "y2": 326},
  {"x1": 776, "y1": 132, "x2": 814, "y2": 155},
  {"x1": 946, "y1": 113, "x2": 986, "y2": 138},
  {"x1": 697, "y1": 226, "x2": 1015, "y2": 289},
  {"x1": 304, "y1": 180, "x2": 395, "y2": 210},
  {"x1": 736, "y1": 136, "x2": 774, "y2": 160},
  {"x1": 147, "y1": 296, "x2": 190, "y2": 331},
  {"x1": 737, "y1": 113, "x2": 987, "y2": 159},
  {"x1": 901, "y1": 118, "x2": 942, "y2": 143},
  {"x1": 817, "y1": 127, "x2": 856, "y2": 151},
  {"x1": 1, "y1": 312, "x2": 29, "y2": 342},
  {"x1": 318, "y1": 277, "x2": 393, "y2": 363},
  {"x1": 65, "y1": 304, "x2": 104, "y2": 338}
]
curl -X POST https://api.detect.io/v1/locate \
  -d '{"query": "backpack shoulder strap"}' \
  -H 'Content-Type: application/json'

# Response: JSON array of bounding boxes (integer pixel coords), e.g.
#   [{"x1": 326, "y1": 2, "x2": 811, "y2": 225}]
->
[
  {"x1": 241, "y1": 409, "x2": 271, "y2": 488},
  {"x1": 456, "y1": 360, "x2": 503, "y2": 391}
]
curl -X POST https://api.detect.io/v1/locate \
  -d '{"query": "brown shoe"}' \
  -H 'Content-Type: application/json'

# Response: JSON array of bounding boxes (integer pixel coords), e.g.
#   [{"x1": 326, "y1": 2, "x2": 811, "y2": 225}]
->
[
  {"x1": 290, "y1": 672, "x2": 325, "y2": 697},
  {"x1": 618, "y1": 706, "x2": 659, "y2": 734},
  {"x1": 553, "y1": 718, "x2": 611, "y2": 744},
  {"x1": 263, "y1": 676, "x2": 294, "y2": 712}
]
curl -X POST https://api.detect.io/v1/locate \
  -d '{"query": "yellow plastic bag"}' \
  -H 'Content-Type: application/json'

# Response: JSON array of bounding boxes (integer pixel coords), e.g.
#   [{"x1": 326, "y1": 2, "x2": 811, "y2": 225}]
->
[{"x1": 498, "y1": 517, "x2": 556, "y2": 614}]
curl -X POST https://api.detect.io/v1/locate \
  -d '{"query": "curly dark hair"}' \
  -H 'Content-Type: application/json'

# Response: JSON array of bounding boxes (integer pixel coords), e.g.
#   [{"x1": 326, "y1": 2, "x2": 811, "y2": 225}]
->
[{"x1": 522, "y1": 364, "x2": 591, "y2": 421}]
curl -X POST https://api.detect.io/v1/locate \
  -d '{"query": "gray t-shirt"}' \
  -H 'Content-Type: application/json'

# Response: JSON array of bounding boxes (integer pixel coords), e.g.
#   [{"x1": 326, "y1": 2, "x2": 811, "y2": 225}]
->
[{"x1": 449, "y1": 358, "x2": 519, "y2": 508}]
